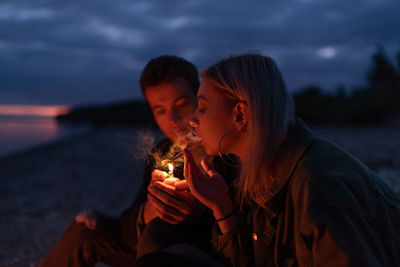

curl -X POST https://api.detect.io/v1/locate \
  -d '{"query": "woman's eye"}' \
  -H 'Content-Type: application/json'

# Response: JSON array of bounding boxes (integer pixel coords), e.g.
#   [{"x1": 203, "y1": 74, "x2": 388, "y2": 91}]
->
[{"x1": 198, "y1": 107, "x2": 206, "y2": 113}]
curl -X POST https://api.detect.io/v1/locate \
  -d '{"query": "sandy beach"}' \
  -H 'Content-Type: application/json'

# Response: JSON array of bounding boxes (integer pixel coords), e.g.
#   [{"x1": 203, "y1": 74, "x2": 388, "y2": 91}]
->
[{"x1": 1, "y1": 125, "x2": 399, "y2": 266}]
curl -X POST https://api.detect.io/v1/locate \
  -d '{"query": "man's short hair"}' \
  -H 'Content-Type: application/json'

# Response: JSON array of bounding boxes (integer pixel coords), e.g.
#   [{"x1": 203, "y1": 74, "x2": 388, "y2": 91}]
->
[{"x1": 140, "y1": 55, "x2": 200, "y2": 96}]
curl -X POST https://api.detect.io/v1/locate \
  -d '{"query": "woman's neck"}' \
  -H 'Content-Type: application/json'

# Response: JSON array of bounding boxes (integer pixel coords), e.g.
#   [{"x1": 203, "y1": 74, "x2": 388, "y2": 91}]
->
[{"x1": 230, "y1": 132, "x2": 247, "y2": 158}]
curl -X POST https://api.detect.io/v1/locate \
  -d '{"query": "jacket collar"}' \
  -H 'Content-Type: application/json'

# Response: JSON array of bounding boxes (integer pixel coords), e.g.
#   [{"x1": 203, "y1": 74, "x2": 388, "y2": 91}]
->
[{"x1": 262, "y1": 118, "x2": 315, "y2": 216}]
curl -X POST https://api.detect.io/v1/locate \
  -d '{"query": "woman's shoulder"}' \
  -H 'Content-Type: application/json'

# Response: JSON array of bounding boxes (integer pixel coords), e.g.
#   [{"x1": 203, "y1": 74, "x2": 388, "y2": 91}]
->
[
  {"x1": 287, "y1": 137, "x2": 390, "y2": 214},
  {"x1": 297, "y1": 136, "x2": 372, "y2": 184}
]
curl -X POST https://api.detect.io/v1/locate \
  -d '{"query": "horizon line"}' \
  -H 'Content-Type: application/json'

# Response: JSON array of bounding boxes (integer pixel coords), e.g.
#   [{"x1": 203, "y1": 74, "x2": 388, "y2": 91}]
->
[{"x1": 0, "y1": 104, "x2": 70, "y2": 117}]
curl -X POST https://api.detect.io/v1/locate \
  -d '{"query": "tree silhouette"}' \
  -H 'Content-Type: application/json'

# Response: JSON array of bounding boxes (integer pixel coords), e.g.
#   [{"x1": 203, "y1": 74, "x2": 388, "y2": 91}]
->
[
  {"x1": 294, "y1": 45, "x2": 400, "y2": 125},
  {"x1": 364, "y1": 45, "x2": 400, "y2": 117},
  {"x1": 367, "y1": 45, "x2": 397, "y2": 88}
]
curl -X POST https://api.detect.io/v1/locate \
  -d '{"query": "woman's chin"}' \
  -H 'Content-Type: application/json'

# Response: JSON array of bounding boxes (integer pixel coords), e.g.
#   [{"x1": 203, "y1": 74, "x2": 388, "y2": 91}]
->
[
  {"x1": 194, "y1": 139, "x2": 218, "y2": 156},
  {"x1": 204, "y1": 146, "x2": 218, "y2": 157}
]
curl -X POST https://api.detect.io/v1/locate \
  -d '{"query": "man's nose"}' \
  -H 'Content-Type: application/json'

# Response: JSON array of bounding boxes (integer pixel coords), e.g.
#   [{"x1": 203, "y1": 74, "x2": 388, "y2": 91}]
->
[{"x1": 169, "y1": 108, "x2": 181, "y2": 122}]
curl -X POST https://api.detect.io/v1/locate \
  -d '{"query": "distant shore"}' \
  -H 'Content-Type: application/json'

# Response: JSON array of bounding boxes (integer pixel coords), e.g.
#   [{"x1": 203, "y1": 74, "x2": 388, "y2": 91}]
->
[{"x1": 1, "y1": 124, "x2": 399, "y2": 266}]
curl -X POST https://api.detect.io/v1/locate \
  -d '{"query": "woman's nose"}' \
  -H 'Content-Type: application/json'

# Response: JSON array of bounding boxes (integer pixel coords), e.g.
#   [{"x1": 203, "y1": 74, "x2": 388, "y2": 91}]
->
[{"x1": 189, "y1": 115, "x2": 199, "y2": 128}]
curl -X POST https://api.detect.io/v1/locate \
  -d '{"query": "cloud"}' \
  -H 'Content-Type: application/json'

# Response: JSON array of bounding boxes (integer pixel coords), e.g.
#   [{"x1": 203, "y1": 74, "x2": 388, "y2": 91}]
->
[
  {"x1": 0, "y1": 3, "x2": 55, "y2": 22},
  {"x1": 317, "y1": 46, "x2": 337, "y2": 58},
  {"x1": 0, "y1": 0, "x2": 399, "y2": 105},
  {"x1": 85, "y1": 17, "x2": 148, "y2": 47}
]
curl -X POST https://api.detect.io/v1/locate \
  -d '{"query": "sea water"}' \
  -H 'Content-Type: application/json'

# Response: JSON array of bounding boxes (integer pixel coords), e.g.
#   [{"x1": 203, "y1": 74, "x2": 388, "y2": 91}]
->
[{"x1": 0, "y1": 115, "x2": 90, "y2": 157}]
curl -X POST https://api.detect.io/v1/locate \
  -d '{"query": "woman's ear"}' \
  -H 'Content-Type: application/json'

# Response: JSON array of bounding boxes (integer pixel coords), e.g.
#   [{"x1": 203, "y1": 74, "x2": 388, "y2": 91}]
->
[{"x1": 233, "y1": 101, "x2": 248, "y2": 131}]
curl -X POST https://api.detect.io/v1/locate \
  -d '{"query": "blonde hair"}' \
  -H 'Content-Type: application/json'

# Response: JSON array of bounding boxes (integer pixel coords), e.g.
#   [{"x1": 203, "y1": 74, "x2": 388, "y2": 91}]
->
[{"x1": 201, "y1": 54, "x2": 295, "y2": 207}]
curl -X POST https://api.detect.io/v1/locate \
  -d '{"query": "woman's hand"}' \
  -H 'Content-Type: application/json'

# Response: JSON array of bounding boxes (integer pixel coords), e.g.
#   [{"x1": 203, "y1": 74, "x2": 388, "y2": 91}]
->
[
  {"x1": 75, "y1": 210, "x2": 97, "y2": 230},
  {"x1": 183, "y1": 148, "x2": 234, "y2": 221}
]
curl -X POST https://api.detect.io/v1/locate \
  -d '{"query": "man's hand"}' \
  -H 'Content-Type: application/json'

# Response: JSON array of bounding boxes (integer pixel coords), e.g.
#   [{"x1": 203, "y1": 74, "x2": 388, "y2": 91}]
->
[
  {"x1": 146, "y1": 169, "x2": 204, "y2": 225},
  {"x1": 150, "y1": 169, "x2": 180, "y2": 186},
  {"x1": 143, "y1": 169, "x2": 176, "y2": 224},
  {"x1": 75, "y1": 210, "x2": 97, "y2": 230}
]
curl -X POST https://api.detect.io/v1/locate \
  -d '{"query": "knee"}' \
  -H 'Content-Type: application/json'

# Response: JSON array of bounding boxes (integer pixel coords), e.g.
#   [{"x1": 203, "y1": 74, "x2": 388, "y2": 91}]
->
[
  {"x1": 60, "y1": 220, "x2": 100, "y2": 247},
  {"x1": 40, "y1": 220, "x2": 99, "y2": 267}
]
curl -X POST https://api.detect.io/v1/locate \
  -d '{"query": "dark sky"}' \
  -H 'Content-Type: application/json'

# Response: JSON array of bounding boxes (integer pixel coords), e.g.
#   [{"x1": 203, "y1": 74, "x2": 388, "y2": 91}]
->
[{"x1": 0, "y1": 0, "x2": 399, "y2": 106}]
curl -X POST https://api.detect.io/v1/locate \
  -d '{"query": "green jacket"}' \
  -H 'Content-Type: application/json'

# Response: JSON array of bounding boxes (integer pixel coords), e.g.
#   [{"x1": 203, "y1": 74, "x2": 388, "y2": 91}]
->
[{"x1": 212, "y1": 120, "x2": 400, "y2": 266}]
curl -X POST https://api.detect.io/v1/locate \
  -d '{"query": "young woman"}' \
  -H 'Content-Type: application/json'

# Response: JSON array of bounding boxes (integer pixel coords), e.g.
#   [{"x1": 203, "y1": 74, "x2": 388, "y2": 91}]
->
[{"x1": 181, "y1": 54, "x2": 400, "y2": 266}]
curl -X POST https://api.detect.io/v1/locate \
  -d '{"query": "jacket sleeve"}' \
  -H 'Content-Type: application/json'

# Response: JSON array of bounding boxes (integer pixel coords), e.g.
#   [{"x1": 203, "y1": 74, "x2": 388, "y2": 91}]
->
[
  {"x1": 294, "y1": 168, "x2": 397, "y2": 266},
  {"x1": 119, "y1": 204, "x2": 142, "y2": 251},
  {"x1": 211, "y1": 213, "x2": 254, "y2": 267},
  {"x1": 119, "y1": 147, "x2": 156, "y2": 250}
]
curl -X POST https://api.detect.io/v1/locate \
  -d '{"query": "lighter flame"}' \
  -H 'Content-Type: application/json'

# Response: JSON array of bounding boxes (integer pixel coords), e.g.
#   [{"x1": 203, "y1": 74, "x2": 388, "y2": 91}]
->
[{"x1": 168, "y1": 163, "x2": 174, "y2": 175}]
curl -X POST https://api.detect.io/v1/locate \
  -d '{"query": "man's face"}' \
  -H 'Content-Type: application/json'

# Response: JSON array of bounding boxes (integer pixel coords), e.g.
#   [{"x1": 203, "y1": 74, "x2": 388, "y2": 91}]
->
[{"x1": 144, "y1": 77, "x2": 197, "y2": 142}]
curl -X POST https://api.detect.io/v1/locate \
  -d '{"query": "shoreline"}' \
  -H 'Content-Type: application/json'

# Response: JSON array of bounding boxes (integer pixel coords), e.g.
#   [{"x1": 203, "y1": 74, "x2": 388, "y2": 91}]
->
[{"x1": 0, "y1": 127, "x2": 93, "y2": 163}]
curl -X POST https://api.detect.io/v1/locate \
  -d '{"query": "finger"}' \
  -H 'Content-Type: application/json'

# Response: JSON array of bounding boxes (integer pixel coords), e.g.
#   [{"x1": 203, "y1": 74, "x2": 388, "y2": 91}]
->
[
  {"x1": 184, "y1": 149, "x2": 193, "y2": 187},
  {"x1": 75, "y1": 211, "x2": 97, "y2": 229},
  {"x1": 151, "y1": 169, "x2": 167, "y2": 181},
  {"x1": 148, "y1": 184, "x2": 191, "y2": 215},
  {"x1": 201, "y1": 160, "x2": 217, "y2": 177},
  {"x1": 75, "y1": 213, "x2": 85, "y2": 223},
  {"x1": 163, "y1": 177, "x2": 180, "y2": 186},
  {"x1": 152, "y1": 181, "x2": 196, "y2": 206},
  {"x1": 87, "y1": 213, "x2": 97, "y2": 230},
  {"x1": 184, "y1": 148, "x2": 201, "y2": 186},
  {"x1": 75, "y1": 210, "x2": 90, "y2": 223},
  {"x1": 150, "y1": 181, "x2": 175, "y2": 194},
  {"x1": 87, "y1": 219, "x2": 97, "y2": 230},
  {"x1": 156, "y1": 213, "x2": 178, "y2": 224},
  {"x1": 147, "y1": 193, "x2": 185, "y2": 223},
  {"x1": 146, "y1": 197, "x2": 178, "y2": 225},
  {"x1": 159, "y1": 215, "x2": 178, "y2": 225},
  {"x1": 174, "y1": 180, "x2": 188, "y2": 191},
  {"x1": 184, "y1": 148, "x2": 200, "y2": 171}
]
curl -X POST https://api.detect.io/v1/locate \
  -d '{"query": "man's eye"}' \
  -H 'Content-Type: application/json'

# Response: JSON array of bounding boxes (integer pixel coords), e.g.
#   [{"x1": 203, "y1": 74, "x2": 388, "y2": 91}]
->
[
  {"x1": 175, "y1": 99, "x2": 189, "y2": 106},
  {"x1": 198, "y1": 107, "x2": 206, "y2": 114},
  {"x1": 154, "y1": 109, "x2": 166, "y2": 115}
]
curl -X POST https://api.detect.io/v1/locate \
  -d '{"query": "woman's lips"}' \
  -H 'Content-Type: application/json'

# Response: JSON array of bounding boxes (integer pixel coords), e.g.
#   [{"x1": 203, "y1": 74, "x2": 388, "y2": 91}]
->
[{"x1": 194, "y1": 131, "x2": 203, "y2": 143}]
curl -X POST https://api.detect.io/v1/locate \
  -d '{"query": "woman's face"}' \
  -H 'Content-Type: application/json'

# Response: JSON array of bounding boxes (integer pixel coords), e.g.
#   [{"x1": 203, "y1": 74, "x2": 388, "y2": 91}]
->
[{"x1": 190, "y1": 79, "x2": 237, "y2": 156}]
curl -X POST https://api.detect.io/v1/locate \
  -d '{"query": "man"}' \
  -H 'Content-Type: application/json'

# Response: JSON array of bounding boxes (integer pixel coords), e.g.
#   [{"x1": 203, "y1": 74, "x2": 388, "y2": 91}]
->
[{"x1": 41, "y1": 56, "x2": 223, "y2": 266}]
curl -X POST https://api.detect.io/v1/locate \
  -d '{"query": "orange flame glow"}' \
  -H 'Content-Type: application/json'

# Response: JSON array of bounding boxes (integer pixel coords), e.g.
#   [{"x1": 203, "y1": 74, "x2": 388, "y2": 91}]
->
[{"x1": 168, "y1": 163, "x2": 174, "y2": 175}]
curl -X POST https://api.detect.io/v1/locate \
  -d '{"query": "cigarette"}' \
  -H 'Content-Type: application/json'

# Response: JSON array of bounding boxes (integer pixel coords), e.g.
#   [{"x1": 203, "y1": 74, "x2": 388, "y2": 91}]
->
[
  {"x1": 169, "y1": 151, "x2": 184, "y2": 162},
  {"x1": 161, "y1": 151, "x2": 184, "y2": 167}
]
